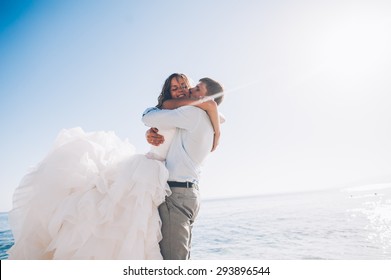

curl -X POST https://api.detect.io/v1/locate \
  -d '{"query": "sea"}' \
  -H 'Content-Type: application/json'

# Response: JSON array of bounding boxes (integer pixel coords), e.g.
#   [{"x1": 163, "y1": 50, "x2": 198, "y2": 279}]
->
[{"x1": 1, "y1": 185, "x2": 390, "y2": 260}]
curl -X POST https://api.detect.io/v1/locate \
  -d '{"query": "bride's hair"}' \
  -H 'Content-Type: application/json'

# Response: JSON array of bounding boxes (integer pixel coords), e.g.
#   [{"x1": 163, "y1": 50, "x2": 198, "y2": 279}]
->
[{"x1": 156, "y1": 73, "x2": 191, "y2": 108}]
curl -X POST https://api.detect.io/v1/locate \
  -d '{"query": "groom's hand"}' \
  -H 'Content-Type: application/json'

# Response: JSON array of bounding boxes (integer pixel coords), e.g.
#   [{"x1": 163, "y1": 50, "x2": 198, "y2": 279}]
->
[{"x1": 146, "y1": 127, "x2": 164, "y2": 146}]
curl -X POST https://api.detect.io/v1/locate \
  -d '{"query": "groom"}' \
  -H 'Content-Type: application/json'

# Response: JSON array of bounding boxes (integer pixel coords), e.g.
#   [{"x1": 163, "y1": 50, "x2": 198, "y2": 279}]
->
[{"x1": 143, "y1": 77, "x2": 224, "y2": 259}]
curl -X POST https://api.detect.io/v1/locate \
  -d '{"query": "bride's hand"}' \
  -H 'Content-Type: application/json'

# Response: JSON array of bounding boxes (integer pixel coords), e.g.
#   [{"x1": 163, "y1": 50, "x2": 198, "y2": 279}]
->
[{"x1": 211, "y1": 131, "x2": 220, "y2": 152}]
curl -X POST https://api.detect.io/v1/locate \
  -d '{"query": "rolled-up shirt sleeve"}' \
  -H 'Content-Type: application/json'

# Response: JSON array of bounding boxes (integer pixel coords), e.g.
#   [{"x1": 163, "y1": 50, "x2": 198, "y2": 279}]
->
[{"x1": 142, "y1": 106, "x2": 199, "y2": 130}]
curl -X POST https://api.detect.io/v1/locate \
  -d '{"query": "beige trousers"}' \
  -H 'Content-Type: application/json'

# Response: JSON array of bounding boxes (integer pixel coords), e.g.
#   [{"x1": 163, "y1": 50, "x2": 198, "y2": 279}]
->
[{"x1": 158, "y1": 186, "x2": 200, "y2": 260}]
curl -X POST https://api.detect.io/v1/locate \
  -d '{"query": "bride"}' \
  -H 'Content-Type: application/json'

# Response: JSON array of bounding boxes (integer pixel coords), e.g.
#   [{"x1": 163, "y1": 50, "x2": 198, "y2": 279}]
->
[{"x1": 7, "y1": 73, "x2": 221, "y2": 259}]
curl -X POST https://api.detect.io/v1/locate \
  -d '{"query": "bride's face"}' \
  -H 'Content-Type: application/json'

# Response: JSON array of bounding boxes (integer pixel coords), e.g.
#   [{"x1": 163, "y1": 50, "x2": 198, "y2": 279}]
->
[
  {"x1": 170, "y1": 77, "x2": 190, "y2": 99},
  {"x1": 189, "y1": 82, "x2": 208, "y2": 99}
]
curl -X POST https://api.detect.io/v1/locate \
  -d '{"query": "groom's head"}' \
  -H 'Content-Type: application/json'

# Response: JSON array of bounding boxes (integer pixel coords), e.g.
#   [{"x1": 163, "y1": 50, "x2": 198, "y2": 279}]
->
[
  {"x1": 190, "y1": 78, "x2": 224, "y2": 105},
  {"x1": 200, "y1": 78, "x2": 224, "y2": 105}
]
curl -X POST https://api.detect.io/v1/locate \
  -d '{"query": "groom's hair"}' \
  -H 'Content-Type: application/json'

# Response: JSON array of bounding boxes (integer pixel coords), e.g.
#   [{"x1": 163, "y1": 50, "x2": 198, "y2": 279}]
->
[{"x1": 199, "y1": 78, "x2": 224, "y2": 105}]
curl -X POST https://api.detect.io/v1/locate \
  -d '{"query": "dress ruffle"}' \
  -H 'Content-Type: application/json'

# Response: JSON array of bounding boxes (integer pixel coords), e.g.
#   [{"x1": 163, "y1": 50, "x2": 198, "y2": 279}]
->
[{"x1": 8, "y1": 127, "x2": 170, "y2": 259}]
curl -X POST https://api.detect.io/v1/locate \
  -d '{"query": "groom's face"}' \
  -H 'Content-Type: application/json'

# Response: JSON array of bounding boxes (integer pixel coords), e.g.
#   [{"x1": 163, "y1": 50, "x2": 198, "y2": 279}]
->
[
  {"x1": 170, "y1": 77, "x2": 190, "y2": 99},
  {"x1": 189, "y1": 82, "x2": 208, "y2": 99}
]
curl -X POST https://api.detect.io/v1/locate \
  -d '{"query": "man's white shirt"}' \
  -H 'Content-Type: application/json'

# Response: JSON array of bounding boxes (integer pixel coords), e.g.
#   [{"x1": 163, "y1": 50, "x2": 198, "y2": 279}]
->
[{"x1": 142, "y1": 106, "x2": 214, "y2": 184}]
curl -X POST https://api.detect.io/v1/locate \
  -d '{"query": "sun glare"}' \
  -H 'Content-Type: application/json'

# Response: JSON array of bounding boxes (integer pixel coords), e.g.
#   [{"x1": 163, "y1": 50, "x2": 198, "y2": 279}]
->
[{"x1": 320, "y1": 16, "x2": 390, "y2": 77}]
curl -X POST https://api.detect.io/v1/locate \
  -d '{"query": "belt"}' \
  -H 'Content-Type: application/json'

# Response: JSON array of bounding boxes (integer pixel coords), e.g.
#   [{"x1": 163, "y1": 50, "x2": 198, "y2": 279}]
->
[{"x1": 167, "y1": 181, "x2": 196, "y2": 188}]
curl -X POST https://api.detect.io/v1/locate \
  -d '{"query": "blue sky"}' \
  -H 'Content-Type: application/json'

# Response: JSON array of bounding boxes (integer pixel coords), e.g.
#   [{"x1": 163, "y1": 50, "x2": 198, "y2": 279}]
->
[{"x1": 1, "y1": 0, "x2": 391, "y2": 211}]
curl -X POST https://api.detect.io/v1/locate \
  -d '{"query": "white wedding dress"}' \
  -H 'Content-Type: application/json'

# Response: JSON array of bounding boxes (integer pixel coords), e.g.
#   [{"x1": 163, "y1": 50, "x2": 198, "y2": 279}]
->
[{"x1": 7, "y1": 127, "x2": 174, "y2": 259}]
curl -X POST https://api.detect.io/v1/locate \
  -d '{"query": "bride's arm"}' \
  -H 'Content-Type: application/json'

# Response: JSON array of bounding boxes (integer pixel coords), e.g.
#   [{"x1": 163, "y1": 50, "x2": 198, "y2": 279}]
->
[
  {"x1": 197, "y1": 100, "x2": 220, "y2": 152},
  {"x1": 162, "y1": 98, "x2": 221, "y2": 152},
  {"x1": 160, "y1": 97, "x2": 197, "y2": 109}
]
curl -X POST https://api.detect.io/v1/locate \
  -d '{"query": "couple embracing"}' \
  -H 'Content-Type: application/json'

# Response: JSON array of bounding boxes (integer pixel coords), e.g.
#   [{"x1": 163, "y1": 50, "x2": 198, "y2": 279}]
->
[{"x1": 8, "y1": 73, "x2": 224, "y2": 260}]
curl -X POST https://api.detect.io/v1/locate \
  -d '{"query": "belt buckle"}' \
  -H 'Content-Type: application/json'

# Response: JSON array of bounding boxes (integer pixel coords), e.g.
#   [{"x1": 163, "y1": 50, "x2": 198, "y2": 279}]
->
[{"x1": 189, "y1": 182, "x2": 199, "y2": 190}]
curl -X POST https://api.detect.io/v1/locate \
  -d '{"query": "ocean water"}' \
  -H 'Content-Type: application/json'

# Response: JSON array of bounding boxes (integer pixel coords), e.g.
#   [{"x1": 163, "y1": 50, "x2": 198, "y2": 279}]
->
[
  {"x1": 192, "y1": 185, "x2": 391, "y2": 259},
  {"x1": 0, "y1": 212, "x2": 13, "y2": 260},
  {"x1": 1, "y1": 185, "x2": 390, "y2": 260}
]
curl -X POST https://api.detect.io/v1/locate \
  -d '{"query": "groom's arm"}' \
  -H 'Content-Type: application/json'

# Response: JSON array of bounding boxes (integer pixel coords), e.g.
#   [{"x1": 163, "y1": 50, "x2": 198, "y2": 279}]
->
[
  {"x1": 145, "y1": 99, "x2": 195, "y2": 146},
  {"x1": 142, "y1": 106, "x2": 198, "y2": 131},
  {"x1": 144, "y1": 106, "x2": 225, "y2": 147}
]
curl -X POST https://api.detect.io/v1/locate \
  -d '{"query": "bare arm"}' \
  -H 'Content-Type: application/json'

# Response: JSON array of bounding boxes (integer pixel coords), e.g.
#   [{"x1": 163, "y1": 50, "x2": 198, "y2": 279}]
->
[
  {"x1": 196, "y1": 100, "x2": 221, "y2": 152},
  {"x1": 160, "y1": 97, "x2": 198, "y2": 109}
]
